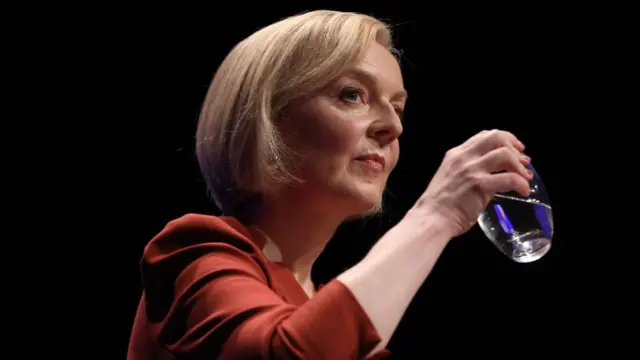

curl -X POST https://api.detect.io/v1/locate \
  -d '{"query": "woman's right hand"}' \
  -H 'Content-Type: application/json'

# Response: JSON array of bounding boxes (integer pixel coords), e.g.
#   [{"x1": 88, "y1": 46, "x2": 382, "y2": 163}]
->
[{"x1": 410, "y1": 129, "x2": 534, "y2": 238}]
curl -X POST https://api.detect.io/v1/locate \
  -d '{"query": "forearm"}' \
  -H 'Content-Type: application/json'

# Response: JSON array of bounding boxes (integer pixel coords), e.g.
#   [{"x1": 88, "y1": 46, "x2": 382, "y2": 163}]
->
[{"x1": 336, "y1": 211, "x2": 453, "y2": 351}]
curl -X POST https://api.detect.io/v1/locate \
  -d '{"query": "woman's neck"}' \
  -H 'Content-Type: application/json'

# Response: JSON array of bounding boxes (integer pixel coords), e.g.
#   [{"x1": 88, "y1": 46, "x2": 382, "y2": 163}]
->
[{"x1": 251, "y1": 191, "x2": 345, "y2": 292}]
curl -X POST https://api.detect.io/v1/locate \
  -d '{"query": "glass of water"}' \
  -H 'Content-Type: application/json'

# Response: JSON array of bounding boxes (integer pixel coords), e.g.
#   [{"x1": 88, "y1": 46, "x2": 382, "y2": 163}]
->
[{"x1": 477, "y1": 163, "x2": 553, "y2": 263}]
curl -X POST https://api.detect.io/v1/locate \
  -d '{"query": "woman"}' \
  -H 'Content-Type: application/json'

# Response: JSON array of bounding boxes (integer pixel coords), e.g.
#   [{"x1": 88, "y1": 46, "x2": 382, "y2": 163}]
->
[{"x1": 128, "y1": 10, "x2": 533, "y2": 360}]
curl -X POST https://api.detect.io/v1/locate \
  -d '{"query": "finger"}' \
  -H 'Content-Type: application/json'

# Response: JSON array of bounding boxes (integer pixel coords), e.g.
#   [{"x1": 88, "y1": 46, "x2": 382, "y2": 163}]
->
[
  {"x1": 474, "y1": 146, "x2": 532, "y2": 179},
  {"x1": 465, "y1": 129, "x2": 525, "y2": 155},
  {"x1": 482, "y1": 172, "x2": 531, "y2": 197}
]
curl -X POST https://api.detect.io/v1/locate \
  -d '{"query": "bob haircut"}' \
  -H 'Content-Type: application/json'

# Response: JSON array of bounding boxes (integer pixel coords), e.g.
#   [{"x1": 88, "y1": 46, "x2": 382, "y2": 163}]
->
[{"x1": 195, "y1": 10, "x2": 397, "y2": 216}]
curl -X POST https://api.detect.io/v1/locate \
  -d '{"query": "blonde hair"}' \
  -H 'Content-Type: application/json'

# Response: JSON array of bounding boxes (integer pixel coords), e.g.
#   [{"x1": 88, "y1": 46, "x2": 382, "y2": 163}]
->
[{"x1": 195, "y1": 10, "x2": 396, "y2": 215}]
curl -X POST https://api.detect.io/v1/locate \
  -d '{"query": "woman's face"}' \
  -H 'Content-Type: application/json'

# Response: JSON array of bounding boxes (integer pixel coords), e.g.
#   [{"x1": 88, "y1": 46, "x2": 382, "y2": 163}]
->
[{"x1": 281, "y1": 42, "x2": 406, "y2": 216}]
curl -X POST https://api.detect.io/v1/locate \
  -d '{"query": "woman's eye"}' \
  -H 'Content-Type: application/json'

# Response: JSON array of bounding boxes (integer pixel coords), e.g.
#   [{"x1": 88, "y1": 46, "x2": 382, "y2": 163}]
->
[{"x1": 339, "y1": 88, "x2": 363, "y2": 103}]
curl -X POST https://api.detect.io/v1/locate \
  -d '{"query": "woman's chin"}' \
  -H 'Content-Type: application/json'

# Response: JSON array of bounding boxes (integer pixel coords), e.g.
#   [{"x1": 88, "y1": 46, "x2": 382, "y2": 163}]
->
[
  {"x1": 342, "y1": 189, "x2": 384, "y2": 218},
  {"x1": 316, "y1": 179, "x2": 386, "y2": 219}
]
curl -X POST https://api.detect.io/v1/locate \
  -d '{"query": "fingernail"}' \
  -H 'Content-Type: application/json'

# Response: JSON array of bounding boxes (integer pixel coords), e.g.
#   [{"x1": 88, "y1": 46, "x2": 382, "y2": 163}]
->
[
  {"x1": 521, "y1": 154, "x2": 531, "y2": 163},
  {"x1": 518, "y1": 141, "x2": 525, "y2": 150},
  {"x1": 527, "y1": 169, "x2": 533, "y2": 178}
]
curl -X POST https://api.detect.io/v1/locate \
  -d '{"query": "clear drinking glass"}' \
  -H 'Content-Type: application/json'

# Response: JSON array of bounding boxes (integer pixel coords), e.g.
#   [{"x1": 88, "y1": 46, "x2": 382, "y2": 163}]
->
[{"x1": 477, "y1": 163, "x2": 553, "y2": 263}]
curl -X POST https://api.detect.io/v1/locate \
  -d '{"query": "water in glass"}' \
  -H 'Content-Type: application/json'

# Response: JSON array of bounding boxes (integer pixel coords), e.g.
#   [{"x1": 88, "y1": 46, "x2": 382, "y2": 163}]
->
[{"x1": 478, "y1": 164, "x2": 553, "y2": 263}]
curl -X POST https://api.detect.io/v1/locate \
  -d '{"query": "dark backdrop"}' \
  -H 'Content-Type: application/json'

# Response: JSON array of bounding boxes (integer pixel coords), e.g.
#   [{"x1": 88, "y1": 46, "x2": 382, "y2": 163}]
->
[{"x1": 118, "y1": 2, "x2": 636, "y2": 357}]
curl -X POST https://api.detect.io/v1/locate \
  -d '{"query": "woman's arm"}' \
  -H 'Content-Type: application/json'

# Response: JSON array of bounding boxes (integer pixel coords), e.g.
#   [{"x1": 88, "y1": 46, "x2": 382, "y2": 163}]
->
[
  {"x1": 338, "y1": 129, "x2": 531, "y2": 353},
  {"x1": 337, "y1": 211, "x2": 453, "y2": 352}
]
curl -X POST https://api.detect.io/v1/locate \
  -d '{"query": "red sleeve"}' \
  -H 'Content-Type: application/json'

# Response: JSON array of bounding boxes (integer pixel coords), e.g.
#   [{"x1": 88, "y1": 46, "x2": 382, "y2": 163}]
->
[{"x1": 140, "y1": 214, "x2": 387, "y2": 360}]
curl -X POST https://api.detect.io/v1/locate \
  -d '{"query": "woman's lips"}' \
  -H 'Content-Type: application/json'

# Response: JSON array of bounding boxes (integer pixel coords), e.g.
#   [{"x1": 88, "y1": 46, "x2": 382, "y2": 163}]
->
[{"x1": 354, "y1": 154, "x2": 385, "y2": 172}]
